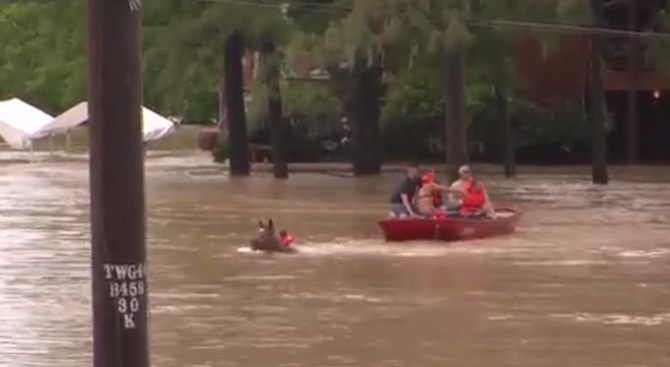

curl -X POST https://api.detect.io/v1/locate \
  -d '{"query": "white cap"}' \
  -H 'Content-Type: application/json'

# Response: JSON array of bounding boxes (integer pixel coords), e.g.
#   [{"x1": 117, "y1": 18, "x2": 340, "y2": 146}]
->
[{"x1": 458, "y1": 165, "x2": 471, "y2": 174}]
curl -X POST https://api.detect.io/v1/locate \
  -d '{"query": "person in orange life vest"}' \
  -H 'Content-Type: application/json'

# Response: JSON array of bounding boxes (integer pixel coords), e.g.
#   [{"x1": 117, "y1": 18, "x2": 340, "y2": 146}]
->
[
  {"x1": 460, "y1": 180, "x2": 486, "y2": 214},
  {"x1": 416, "y1": 172, "x2": 464, "y2": 217},
  {"x1": 278, "y1": 230, "x2": 294, "y2": 247},
  {"x1": 448, "y1": 165, "x2": 494, "y2": 217},
  {"x1": 423, "y1": 169, "x2": 445, "y2": 208}
]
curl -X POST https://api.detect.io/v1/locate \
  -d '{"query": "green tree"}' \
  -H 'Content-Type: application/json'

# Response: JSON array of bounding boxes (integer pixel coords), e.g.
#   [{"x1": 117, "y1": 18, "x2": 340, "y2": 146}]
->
[
  {"x1": 403, "y1": 0, "x2": 512, "y2": 178},
  {"x1": 381, "y1": 67, "x2": 444, "y2": 160},
  {"x1": 457, "y1": 1, "x2": 555, "y2": 174},
  {"x1": 225, "y1": 31, "x2": 251, "y2": 176},
  {"x1": 286, "y1": 0, "x2": 400, "y2": 175},
  {"x1": 467, "y1": 2, "x2": 519, "y2": 177},
  {"x1": 281, "y1": 82, "x2": 341, "y2": 128},
  {"x1": 554, "y1": 0, "x2": 609, "y2": 184},
  {"x1": 285, "y1": 0, "x2": 550, "y2": 175},
  {"x1": 148, "y1": 1, "x2": 247, "y2": 174},
  {"x1": 0, "y1": 2, "x2": 86, "y2": 113},
  {"x1": 152, "y1": 0, "x2": 290, "y2": 175},
  {"x1": 259, "y1": 36, "x2": 290, "y2": 178}
]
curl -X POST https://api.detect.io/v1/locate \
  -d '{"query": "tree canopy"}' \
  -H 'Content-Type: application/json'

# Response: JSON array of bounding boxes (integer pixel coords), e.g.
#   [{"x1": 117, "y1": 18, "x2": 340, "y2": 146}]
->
[{"x1": 0, "y1": 0, "x2": 666, "y2": 132}]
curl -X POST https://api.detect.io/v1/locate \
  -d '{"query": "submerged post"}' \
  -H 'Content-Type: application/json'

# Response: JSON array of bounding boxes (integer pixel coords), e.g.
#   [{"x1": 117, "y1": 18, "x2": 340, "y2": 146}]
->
[{"x1": 87, "y1": 0, "x2": 148, "y2": 366}]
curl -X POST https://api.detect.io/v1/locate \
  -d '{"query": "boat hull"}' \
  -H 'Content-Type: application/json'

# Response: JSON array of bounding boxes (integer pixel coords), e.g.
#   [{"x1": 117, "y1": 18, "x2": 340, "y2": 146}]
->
[{"x1": 378, "y1": 208, "x2": 521, "y2": 242}]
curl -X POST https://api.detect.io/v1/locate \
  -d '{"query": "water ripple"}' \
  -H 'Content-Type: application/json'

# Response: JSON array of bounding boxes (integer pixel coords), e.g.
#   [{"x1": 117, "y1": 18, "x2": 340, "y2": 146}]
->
[{"x1": 0, "y1": 158, "x2": 668, "y2": 366}]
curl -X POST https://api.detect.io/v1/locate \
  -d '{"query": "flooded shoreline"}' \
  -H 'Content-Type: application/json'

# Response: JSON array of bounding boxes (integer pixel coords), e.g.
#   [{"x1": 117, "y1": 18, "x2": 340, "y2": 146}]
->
[{"x1": 4, "y1": 148, "x2": 670, "y2": 177}]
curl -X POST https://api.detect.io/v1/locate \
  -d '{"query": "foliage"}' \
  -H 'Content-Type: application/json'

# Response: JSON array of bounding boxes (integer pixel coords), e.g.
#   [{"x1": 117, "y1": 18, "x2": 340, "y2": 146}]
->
[
  {"x1": 285, "y1": 0, "x2": 347, "y2": 34},
  {"x1": 212, "y1": 139, "x2": 230, "y2": 163},
  {"x1": 285, "y1": 0, "x2": 481, "y2": 76},
  {"x1": 520, "y1": 104, "x2": 589, "y2": 149},
  {"x1": 378, "y1": 65, "x2": 591, "y2": 162},
  {"x1": 380, "y1": 67, "x2": 443, "y2": 160},
  {"x1": 469, "y1": 88, "x2": 589, "y2": 159},
  {"x1": 0, "y1": 0, "x2": 627, "y2": 165},
  {"x1": 642, "y1": 6, "x2": 670, "y2": 74},
  {"x1": 0, "y1": 2, "x2": 85, "y2": 114},
  {"x1": 282, "y1": 81, "x2": 341, "y2": 133},
  {"x1": 246, "y1": 79, "x2": 269, "y2": 129},
  {"x1": 246, "y1": 78, "x2": 341, "y2": 133},
  {"x1": 144, "y1": 0, "x2": 292, "y2": 118}
]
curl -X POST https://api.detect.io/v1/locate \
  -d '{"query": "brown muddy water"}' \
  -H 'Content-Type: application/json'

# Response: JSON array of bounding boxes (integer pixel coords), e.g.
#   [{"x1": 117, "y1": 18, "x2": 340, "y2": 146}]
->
[{"x1": 0, "y1": 152, "x2": 669, "y2": 367}]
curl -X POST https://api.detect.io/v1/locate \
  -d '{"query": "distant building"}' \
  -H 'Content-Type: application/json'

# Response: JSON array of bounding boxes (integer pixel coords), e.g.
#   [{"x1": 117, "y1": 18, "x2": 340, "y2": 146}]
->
[{"x1": 513, "y1": 0, "x2": 670, "y2": 162}]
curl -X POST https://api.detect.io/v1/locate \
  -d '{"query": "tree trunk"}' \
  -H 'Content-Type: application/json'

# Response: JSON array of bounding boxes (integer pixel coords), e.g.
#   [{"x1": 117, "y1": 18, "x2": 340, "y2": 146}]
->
[
  {"x1": 260, "y1": 38, "x2": 289, "y2": 179},
  {"x1": 349, "y1": 58, "x2": 383, "y2": 176},
  {"x1": 588, "y1": 0, "x2": 609, "y2": 184},
  {"x1": 626, "y1": 0, "x2": 640, "y2": 164},
  {"x1": 443, "y1": 46, "x2": 468, "y2": 181},
  {"x1": 224, "y1": 31, "x2": 250, "y2": 176},
  {"x1": 588, "y1": 36, "x2": 609, "y2": 185},
  {"x1": 218, "y1": 77, "x2": 226, "y2": 130},
  {"x1": 494, "y1": 85, "x2": 516, "y2": 177}
]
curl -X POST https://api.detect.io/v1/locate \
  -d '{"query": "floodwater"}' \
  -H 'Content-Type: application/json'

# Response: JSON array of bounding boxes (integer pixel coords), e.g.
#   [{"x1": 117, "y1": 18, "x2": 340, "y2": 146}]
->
[{"x1": 0, "y1": 152, "x2": 669, "y2": 367}]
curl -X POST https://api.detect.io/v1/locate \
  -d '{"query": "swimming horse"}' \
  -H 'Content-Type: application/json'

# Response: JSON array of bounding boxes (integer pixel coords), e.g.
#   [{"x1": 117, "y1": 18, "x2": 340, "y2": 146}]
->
[{"x1": 249, "y1": 219, "x2": 298, "y2": 254}]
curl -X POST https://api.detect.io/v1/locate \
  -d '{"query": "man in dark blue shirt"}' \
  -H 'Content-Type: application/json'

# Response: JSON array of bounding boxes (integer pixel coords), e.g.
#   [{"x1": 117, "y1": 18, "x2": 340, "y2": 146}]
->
[{"x1": 389, "y1": 166, "x2": 421, "y2": 218}]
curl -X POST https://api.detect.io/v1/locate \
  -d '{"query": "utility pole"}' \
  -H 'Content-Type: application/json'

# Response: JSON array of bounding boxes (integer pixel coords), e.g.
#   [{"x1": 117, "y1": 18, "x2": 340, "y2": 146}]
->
[{"x1": 87, "y1": 0, "x2": 148, "y2": 365}]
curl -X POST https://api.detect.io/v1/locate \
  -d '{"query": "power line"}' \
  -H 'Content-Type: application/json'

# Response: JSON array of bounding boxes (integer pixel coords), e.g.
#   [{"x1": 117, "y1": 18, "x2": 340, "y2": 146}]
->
[
  {"x1": 474, "y1": 19, "x2": 670, "y2": 39},
  {"x1": 187, "y1": 0, "x2": 670, "y2": 39},
  {"x1": 5, "y1": 0, "x2": 669, "y2": 40}
]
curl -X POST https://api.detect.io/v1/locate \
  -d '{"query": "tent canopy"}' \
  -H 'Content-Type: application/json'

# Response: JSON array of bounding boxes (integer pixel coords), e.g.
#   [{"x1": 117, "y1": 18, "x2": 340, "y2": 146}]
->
[
  {"x1": 0, "y1": 98, "x2": 54, "y2": 150},
  {"x1": 33, "y1": 101, "x2": 87, "y2": 136},
  {"x1": 34, "y1": 101, "x2": 175, "y2": 142},
  {"x1": 142, "y1": 107, "x2": 176, "y2": 142}
]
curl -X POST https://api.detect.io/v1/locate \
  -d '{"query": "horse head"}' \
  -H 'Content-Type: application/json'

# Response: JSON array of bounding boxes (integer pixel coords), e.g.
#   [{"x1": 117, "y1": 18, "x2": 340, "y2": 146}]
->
[{"x1": 250, "y1": 219, "x2": 282, "y2": 252}]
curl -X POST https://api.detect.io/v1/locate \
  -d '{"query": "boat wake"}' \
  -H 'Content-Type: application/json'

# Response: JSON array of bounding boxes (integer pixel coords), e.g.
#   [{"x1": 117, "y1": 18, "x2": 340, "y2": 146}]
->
[{"x1": 235, "y1": 238, "x2": 521, "y2": 257}]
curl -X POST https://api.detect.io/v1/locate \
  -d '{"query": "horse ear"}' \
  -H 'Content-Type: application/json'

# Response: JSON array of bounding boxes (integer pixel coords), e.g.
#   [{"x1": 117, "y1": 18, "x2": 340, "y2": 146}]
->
[
  {"x1": 268, "y1": 219, "x2": 274, "y2": 229},
  {"x1": 258, "y1": 220, "x2": 264, "y2": 228}
]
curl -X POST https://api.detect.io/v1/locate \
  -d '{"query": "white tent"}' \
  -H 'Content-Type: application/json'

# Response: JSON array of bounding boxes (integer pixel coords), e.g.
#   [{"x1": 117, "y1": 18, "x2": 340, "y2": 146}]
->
[
  {"x1": 142, "y1": 107, "x2": 176, "y2": 142},
  {"x1": 32, "y1": 101, "x2": 87, "y2": 137},
  {"x1": 34, "y1": 101, "x2": 175, "y2": 142},
  {"x1": 0, "y1": 98, "x2": 54, "y2": 150}
]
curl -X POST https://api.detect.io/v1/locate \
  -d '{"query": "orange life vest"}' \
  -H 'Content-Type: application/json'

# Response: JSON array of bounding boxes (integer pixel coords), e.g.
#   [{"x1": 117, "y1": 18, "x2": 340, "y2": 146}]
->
[
  {"x1": 421, "y1": 172, "x2": 443, "y2": 207},
  {"x1": 279, "y1": 232, "x2": 294, "y2": 247},
  {"x1": 433, "y1": 190, "x2": 443, "y2": 207},
  {"x1": 430, "y1": 209, "x2": 446, "y2": 219},
  {"x1": 460, "y1": 180, "x2": 486, "y2": 213}
]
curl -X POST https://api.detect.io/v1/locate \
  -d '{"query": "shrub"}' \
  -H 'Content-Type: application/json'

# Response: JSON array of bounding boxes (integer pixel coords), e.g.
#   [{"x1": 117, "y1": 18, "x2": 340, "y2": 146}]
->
[{"x1": 212, "y1": 140, "x2": 230, "y2": 163}]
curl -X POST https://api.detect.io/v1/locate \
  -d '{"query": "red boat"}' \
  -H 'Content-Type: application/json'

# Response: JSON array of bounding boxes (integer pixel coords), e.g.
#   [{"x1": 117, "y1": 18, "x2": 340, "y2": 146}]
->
[{"x1": 378, "y1": 208, "x2": 521, "y2": 242}]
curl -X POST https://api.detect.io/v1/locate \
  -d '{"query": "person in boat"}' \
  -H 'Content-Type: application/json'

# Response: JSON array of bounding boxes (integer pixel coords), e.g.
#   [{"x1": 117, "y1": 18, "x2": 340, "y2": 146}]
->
[
  {"x1": 425, "y1": 169, "x2": 450, "y2": 210},
  {"x1": 389, "y1": 165, "x2": 422, "y2": 218},
  {"x1": 416, "y1": 171, "x2": 465, "y2": 218},
  {"x1": 448, "y1": 165, "x2": 495, "y2": 218}
]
